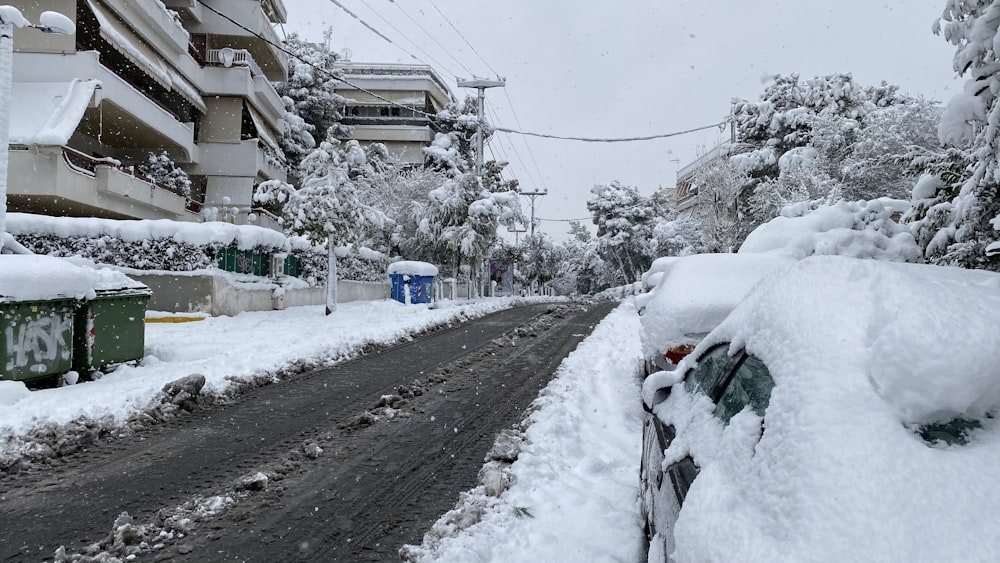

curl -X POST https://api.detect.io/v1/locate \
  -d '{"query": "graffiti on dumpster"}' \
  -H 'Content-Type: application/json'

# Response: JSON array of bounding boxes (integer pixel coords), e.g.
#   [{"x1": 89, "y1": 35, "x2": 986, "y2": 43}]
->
[{"x1": 4, "y1": 315, "x2": 72, "y2": 374}]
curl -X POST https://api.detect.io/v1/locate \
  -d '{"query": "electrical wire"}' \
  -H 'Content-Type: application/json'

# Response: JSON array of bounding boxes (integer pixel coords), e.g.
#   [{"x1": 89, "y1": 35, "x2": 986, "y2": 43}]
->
[
  {"x1": 195, "y1": 0, "x2": 729, "y2": 147},
  {"x1": 384, "y1": 0, "x2": 477, "y2": 77},
  {"x1": 486, "y1": 101, "x2": 540, "y2": 189},
  {"x1": 346, "y1": 0, "x2": 460, "y2": 81},
  {"x1": 322, "y1": 0, "x2": 421, "y2": 63},
  {"x1": 424, "y1": 0, "x2": 500, "y2": 77},
  {"x1": 501, "y1": 89, "x2": 549, "y2": 191},
  {"x1": 495, "y1": 121, "x2": 729, "y2": 142}
]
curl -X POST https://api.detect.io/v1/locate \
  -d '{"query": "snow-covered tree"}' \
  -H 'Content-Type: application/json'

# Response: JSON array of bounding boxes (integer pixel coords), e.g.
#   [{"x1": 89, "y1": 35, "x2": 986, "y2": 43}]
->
[
  {"x1": 424, "y1": 97, "x2": 482, "y2": 175},
  {"x1": 414, "y1": 173, "x2": 522, "y2": 280},
  {"x1": 729, "y1": 73, "x2": 940, "y2": 242},
  {"x1": 521, "y1": 232, "x2": 559, "y2": 290},
  {"x1": 136, "y1": 151, "x2": 191, "y2": 197},
  {"x1": 690, "y1": 159, "x2": 749, "y2": 252},
  {"x1": 282, "y1": 136, "x2": 386, "y2": 312},
  {"x1": 587, "y1": 180, "x2": 655, "y2": 284},
  {"x1": 651, "y1": 214, "x2": 704, "y2": 257},
  {"x1": 905, "y1": 2, "x2": 1000, "y2": 270},
  {"x1": 275, "y1": 35, "x2": 350, "y2": 181}
]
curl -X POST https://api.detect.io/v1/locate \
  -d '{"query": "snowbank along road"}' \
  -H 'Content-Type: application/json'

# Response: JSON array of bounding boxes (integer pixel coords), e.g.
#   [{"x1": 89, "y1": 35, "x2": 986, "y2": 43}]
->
[{"x1": 0, "y1": 301, "x2": 614, "y2": 562}]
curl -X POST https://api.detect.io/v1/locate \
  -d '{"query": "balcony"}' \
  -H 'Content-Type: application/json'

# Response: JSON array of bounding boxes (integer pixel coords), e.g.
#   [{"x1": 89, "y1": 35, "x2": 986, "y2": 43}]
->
[
  {"x1": 7, "y1": 146, "x2": 200, "y2": 221},
  {"x1": 192, "y1": 0, "x2": 289, "y2": 81},
  {"x1": 13, "y1": 51, "x2": 197, "y2": 160},
  {"x1": 199, "y1": 48, "x2": 284, "y2": 122}
]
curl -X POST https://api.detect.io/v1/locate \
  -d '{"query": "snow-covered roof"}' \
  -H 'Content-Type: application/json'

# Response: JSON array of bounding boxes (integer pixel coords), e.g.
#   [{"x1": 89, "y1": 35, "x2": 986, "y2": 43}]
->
[
  {"x1": 639, "y1": 252, "x2": 795, "y2": 359},
  {"x1": 387, "y1": 260, "x2": 438, "y2": 276},
  {"x1": 9, "y1": 80, "x2": 100, "y2": 146},
  {"x1": 0, "y1": 255, "x2": 98, "y2": 302},
  {"x1": 656, "y1": 256, "x2": 1000, "y2": 561}
]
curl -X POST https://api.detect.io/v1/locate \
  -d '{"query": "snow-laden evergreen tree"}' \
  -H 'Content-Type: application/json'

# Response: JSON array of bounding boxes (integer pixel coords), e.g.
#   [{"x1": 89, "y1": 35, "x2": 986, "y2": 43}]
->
[
  {"x1": 729, "y1": 73, "x2": 939, "y2": 242},
  {"x1": 651, "y1": 213, "x2": 704, "y2": 257},
  {"x1": 554, "y1": 221, "x2": 605, "y2": 295},
  {"x1": 905, "y1": 1, "x2": 1000, "y2": 270},
  {"x1": 424, "y1": 97, "x2": 481, "y2": 176},
  {"x1": 415, "y1": 172, "x2": 522, "y2": 280},
  {"x1": 521, "y1": 232, "x2": 559, "y2": 290},
  {"x1": 275, "y1": 34, "x2": 350, "y2": 182},
  {"x1": 409, "y1": 97, "x2": 522, "y2": 284},
  {"x1": 587, "y1": 180, "x2": 655, "y2": 284},
  {"x1": 136, "y1": 151, "x2": 192, "y2": 197},
  {"x1": 282, "y1": 135, "x2": 387, "y2": 312}
]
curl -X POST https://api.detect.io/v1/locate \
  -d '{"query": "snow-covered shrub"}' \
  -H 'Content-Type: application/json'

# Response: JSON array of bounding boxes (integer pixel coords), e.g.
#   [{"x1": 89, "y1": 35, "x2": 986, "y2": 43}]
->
[
  {"x1": 14, "y1": 233, "x2": 215, "y2": 271},
  {"x1": 136, "y1": 151, "x2": 192, "y2": 197},
  {"x1": 292, "y1": 246, "x2": 390, "y2": 285}
]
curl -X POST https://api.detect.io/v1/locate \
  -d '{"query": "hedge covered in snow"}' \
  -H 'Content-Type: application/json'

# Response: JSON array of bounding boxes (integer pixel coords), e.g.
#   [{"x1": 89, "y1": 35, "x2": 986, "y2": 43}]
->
[{"x1": 6, "y1": 213, "x2": 388, "y2": 284}]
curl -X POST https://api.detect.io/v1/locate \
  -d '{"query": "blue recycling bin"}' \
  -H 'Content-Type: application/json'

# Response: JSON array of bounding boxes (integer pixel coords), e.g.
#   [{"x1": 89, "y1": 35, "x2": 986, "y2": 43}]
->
[{"x1": 387, "y1": 261, "x2": 438, "y2": 305}]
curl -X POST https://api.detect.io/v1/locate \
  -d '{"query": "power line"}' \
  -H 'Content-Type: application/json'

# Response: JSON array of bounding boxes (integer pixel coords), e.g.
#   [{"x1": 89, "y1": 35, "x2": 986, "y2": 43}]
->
[
  {"x1": 486, "y1": 101, "x2": 541, "y2": 189},
  {"x1": 322, "y1": 0, "x2": 423, "y2": 64},
  {"x1": 496, "y1": 121, "x2": 729, "y2": 142},
  {"x1": 384, "y1": 0, "x2": 476, "y2": 77},
  {"x1": 346, "y1": 0, "x2": 460, "y2": 80},
  {"x1": 195, "y1": 1, "x2": 729, "y2": 148},
  {"x1": 502, "y1": 89, "x2": 549, "y2": 191},
  {"x1": 424, "y1": 0, "x2": 500, "y2": 77},
  {"x1": 538, "y1": 217, "x2": 593, "y2": 222},
  {"x1": 195, "y1": 0, "x2": 442, "y2": 119}
]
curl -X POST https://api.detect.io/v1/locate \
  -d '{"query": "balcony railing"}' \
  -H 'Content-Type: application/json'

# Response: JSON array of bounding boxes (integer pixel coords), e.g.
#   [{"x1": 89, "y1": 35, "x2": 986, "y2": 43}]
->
[
  {"x1": 61, "y1": 146, "x2": 202, "y2": 215},
  {"x1": 205, "y1": 48, "x2": 264, "y2": 77}
]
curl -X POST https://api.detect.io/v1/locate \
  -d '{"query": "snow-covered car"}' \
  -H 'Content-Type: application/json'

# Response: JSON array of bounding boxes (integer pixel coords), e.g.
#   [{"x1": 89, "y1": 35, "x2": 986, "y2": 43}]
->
[
  {"x1": 635, "y1": 256, "x2": 680, "y2": 315},
  {"x1": 638, "y1": 252, "x2": 795, "y2": 374},
  {"x1": 640, "y1": 256, "x2": 1000, "y2": 562}
]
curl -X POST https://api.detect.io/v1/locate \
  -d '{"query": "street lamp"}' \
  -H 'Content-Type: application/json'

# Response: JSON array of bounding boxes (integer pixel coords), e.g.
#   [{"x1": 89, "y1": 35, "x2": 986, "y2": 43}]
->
[{"x1": 0, "y1": 7, "x2": 75, "y2": 252}]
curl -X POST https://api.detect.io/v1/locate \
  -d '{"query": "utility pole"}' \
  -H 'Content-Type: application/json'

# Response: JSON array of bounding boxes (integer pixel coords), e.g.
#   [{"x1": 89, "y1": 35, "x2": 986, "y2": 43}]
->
[
  {"x1": 510, "y1": 226, "x2": 527, "y2": 246},
  {"x1": 518, "y1": 189, "x2": 546, "y2": 238},
  {"x1": 456, "y1": 78, "x2": 505, "y2": 179}
]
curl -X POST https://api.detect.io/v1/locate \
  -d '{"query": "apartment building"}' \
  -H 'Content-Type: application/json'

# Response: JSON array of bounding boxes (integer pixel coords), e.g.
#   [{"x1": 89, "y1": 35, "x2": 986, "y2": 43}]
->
[
  {"x1": 6, "y1": 0, "x2": 288, "y2": 228},
  {"x1": 333, "y1": 62, "x2": 454, "y2": 165}
]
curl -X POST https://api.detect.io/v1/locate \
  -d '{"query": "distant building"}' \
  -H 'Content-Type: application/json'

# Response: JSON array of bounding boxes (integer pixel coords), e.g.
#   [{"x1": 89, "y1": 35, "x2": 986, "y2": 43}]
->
[
  {"x1": 6, "y1": 0, "x2": 289, "y2": 229},
  {"x1": 673, "y1": 142, "x2": 751, "y2": 217},
  {"x1": 333, "y1": 62, "x2": 454, "y2": 165}
]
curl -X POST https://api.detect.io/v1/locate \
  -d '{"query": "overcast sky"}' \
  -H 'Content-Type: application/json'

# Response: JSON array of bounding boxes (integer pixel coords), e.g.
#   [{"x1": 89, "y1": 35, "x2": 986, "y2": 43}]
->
[{"x1": 283, "y1": 0, "x2": 963, "y2": 242}]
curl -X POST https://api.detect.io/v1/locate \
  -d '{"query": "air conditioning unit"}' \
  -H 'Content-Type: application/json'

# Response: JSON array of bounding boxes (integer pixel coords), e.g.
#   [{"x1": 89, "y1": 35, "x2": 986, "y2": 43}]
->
[{"x1": 270, "y1": 254, "x2": 286, "y2": 277}]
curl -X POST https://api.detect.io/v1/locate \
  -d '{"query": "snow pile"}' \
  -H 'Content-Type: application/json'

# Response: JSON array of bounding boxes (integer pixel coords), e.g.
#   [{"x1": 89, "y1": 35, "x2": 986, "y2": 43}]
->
[
  {"x1": 0, "y1": 254, "x2": 98, "y2": 301},
  {"x1": 739, "y1": 198, "x2": 920, "y2": 261},
  {"x1": 639, "y1": 252, "x2": 795, "y2": 360},
  {"x1": 654, "y1": 256, "x2": 1000, "y2": 562},
  {"x1": 9, "y1": 213, "x2": 389, "y2": 283},
  {"x1": 6, "y1": 213, "x2": 288, "y2": 251},
  {"x1": 402, "y1": 303, "x2": 646, "y2": 562},
  {"x1": 61, "y1": 256, "x2": 148, "y2": 291},
  {"x1": 387, "y1": 260, "x2": 439, "y2": 277}
]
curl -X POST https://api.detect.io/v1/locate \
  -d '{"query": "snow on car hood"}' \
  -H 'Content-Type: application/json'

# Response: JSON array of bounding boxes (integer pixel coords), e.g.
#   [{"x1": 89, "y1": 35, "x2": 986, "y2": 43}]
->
[
  {"x1": 658, "y1": 256, "x2": 1000, "y2": 562},
  {"x1": 639, "y1": 252, "x2": 795, "y2": 358}
]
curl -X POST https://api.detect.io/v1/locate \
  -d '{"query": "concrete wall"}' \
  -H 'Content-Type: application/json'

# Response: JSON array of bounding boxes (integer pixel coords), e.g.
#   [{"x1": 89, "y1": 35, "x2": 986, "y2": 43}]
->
[{"x1": 131, "y1": 272, "x2": 391, "y2": 316}]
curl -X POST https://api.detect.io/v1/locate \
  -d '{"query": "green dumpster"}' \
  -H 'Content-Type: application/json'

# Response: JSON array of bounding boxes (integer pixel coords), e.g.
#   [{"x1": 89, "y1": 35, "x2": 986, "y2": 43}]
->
[
  {"x1": 1, "y1": 298, "x2": 76, "y2": 382},
  {"x1": 72, "y1": 288, "x2": 152, "y2": 373}
]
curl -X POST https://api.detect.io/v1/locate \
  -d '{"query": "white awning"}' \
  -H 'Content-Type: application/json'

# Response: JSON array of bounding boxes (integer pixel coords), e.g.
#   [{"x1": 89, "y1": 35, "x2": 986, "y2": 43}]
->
[
  {"x1": 246, "y1": 103, "x2": 283, "y2": 159},
  {"x1": 165, "y1": 65, "x2": 207, "y2": 113},
  {"x1": 9, "y1": 80, "x2": 102, "y2": 146},
  {"x1": 86, "y1": 0, "x2": 172, "y2": 88}
]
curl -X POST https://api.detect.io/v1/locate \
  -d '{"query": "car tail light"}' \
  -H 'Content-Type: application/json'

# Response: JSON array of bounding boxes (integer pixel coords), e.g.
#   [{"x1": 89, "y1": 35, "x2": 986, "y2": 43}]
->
[{"x1": 664, "y1": 344, "x2": 696, "y2": 365}]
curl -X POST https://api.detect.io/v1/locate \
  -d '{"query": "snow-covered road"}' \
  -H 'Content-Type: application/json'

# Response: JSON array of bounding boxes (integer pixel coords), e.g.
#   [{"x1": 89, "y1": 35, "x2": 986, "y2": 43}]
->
[{"x1": 0, "y1": 297, "x2": 646, "y2": 561}]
